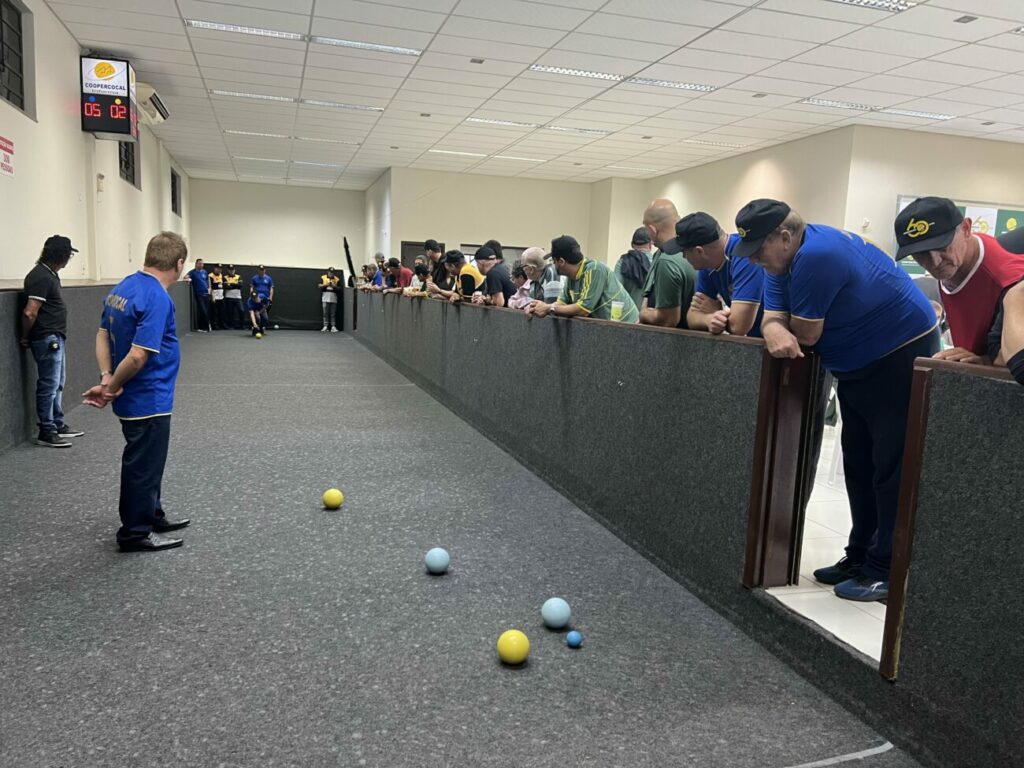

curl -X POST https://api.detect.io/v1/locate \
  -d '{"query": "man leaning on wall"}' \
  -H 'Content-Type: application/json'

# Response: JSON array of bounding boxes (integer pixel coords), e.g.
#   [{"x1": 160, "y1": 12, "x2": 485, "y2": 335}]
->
[{"x1": 20, "y1": 235, "x2": 86, "y2": 448}]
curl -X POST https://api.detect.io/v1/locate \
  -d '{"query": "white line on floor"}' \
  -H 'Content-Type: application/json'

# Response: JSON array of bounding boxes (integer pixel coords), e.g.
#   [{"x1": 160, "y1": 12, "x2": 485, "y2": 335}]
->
[{"x1": 784, "y1": 741, "x2": 894, "y2": 768}]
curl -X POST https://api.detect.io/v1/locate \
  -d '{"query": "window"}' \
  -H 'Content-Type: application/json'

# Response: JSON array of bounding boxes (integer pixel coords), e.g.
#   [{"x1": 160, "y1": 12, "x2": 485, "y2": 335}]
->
[
  {"x1": 0, "y1": 0, "x2": 24, "y2": 110},
  {"x1": 118, "y1": 137, "x2": 141, "y2": 190},
  {"x1": 171, "y1": 169, "x2": 181, "y2": 216}
]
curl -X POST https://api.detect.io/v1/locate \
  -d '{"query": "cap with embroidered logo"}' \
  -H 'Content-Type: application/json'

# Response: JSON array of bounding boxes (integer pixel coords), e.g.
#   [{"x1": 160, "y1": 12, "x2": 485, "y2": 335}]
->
[
  {"x1": 732, "y1": 199, "x2": 791, "y2": 259},
  {"x1": 660, "y1": 212, "x2": 722, "y2": 255},
  {"x1": 894, "y1": 197, "x2": 963, "y2": 260}
]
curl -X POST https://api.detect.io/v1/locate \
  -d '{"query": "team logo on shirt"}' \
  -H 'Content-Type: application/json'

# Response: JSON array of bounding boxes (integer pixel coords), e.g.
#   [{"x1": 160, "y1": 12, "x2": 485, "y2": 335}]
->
[{"x1": 903, "y1": 218, "x2": 933, "y2": 239}]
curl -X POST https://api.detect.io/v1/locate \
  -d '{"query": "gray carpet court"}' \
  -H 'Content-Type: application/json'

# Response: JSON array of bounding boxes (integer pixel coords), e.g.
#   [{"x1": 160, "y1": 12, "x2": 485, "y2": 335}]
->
[{"x1": 0, "y1": 331, "x2": 923, "y2": 768}]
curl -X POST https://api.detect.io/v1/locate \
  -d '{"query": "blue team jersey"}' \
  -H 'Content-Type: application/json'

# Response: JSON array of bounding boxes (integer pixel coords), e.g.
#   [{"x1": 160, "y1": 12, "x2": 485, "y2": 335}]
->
[
  {"x1": 99, "y1": 271, "x2": 180, "y2": 419},
  {"x1": 251, "y1": 273, "x2": 274, "y2": 298},
  {"x1": 764, "y1": 224, "x2": 936, "y2": 373},
  {"x1": 186, "y1": 268, "x2": 209, "y2": 296},
  {"x1": 695, "y1": 233, "x2": 765, "y2": 338},
  {"x1": 247, "y1": 295, "x2": 268, "y2": 311},
  {"x1": 371, "y1": 270, "x2": 383, "y2": 287}
]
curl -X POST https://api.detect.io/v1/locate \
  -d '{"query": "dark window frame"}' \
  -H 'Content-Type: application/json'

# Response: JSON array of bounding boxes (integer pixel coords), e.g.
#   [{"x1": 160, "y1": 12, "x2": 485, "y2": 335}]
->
[
  {"x1": 0, "y1": 0, "x2": 25, "y2": 110},
  {"x1": 171, "y1": 168, "x2": 181, "y2": 216},
  {"x1": 118, "y1": 136, "x2": 141, "y2": 190}
]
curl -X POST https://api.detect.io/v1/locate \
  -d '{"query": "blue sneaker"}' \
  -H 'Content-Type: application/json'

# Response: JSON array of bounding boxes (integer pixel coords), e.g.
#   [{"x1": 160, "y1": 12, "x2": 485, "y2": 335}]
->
[
  {"x1": 834, "y1": 576, "x2": 889, "y2": 602},
  {"x1": 813, "y1": 556, "x2": 863, "y2": 585}
]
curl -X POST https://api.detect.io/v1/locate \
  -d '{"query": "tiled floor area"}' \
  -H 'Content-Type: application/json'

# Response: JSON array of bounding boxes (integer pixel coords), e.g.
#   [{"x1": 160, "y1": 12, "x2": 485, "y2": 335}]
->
[{"x1": 766, "y1": 425, "x2": 886, "y2": 663}]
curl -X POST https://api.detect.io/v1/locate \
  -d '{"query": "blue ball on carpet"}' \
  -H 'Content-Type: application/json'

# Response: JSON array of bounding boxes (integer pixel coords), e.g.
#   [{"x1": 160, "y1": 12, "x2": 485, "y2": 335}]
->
[
  {"x1": 566, "y1": 631, "x2": 583, "y2": 648},
  {"x1": 424, "y1": 547, "x2": 450, "y2": 574}
]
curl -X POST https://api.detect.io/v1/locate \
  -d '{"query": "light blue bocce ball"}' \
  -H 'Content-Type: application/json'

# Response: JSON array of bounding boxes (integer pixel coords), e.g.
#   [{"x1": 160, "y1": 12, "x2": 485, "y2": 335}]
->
[
  {"x1": 541, "y1": 597, "x2": 571, "y2": 629},
  {"x1": 425, "y1": 547, "x2": 450, "y2": 574},
  {"x1": 566, "y1": 631, "x2": 583, "y2": 649}
]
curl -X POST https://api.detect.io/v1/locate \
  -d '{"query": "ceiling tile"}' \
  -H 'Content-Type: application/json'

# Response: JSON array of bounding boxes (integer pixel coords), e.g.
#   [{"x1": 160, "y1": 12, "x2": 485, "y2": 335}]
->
[
  {"x1": 875, "y1": 6, "x2": 1017, "y2": 43},
  {"x1": 439, "y1": 17, "x2": 567, "y2": 48},
  {"x1": 720, "y1": 9, "x2": 860, "y2": 43},
  {"x1": 178, "y1": 0, "x2": 309, "y2": 34},
  {"x1": 451, "y1": 0, "x2": 592, "y2": 29},
  {"x1": 932, "y1": 43, "x2": 1024, "y2": 73},
  {"x1": 314, "y1": 0, "x2": 447, "y2": 31},
  {"x1": 687, "y1": 30, "x2": 819, "y2": 60},
  {"x1": 575, "y1": 13, "x2": 706, "y2": 45},
  {"x1": 789, "y1": 45, "x2": 913, "y2": 74},
  {"x1": 757, "y1": 61, "x2": 865, "y2": 87},
  {"x1": 830, "y1": 27, "x2": 962, "y2": 58},
  {"x1": 309, "y1": 18, "x2": 435, "y2": 49}
]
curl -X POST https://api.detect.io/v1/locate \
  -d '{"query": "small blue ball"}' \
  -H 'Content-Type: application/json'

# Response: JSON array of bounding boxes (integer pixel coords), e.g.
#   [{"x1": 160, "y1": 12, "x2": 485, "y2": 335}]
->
[
  {"x1": 566, "y1": 631, "x2": 583, "y2": 648},
  {"x1": 424, "y1": 547, "x2": 449, "y2": 574},
  {"x1": 541, "y1": 597, "x2": 571, "y2": 629}
]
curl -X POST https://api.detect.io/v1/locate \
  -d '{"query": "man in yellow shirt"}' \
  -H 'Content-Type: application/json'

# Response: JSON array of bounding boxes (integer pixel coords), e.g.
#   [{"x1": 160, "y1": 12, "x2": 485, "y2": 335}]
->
[
  {"x1": 319, "y1": 267, "x2": 341, "y2": 332},
  {"x1": 427, "y1": 250, "x2": 484, "y2": 304}
]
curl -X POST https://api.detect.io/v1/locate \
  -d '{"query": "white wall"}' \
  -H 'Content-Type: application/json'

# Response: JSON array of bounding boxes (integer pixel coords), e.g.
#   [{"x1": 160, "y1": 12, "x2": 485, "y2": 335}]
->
[
  {"x1": 364, "y1": 169, "x2": 391, "y2": 262},
  {"x1": 846, "y1": 126, "x2": 1024, "y2": 254},
  {"x1": 189, "y1": 180, "x2": 364, "y2": 272},
  {"x1": 388, "y1": 167, "x2": 592, "y2": 261},
  {"x1": 646, "y1": 128, "x2": 856, "y2": 235},
  {"x1": 0, "y1": 0, "x2": 188, "y2": 281}
]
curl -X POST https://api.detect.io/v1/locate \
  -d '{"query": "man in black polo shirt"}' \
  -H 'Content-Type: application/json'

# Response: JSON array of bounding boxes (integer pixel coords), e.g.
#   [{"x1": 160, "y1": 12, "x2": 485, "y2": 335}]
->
[
  {"x1": 471, "y1": 246, "x2": 515, "y2": 307},
  {"x1": 20, "y1": 235, "x2": 86, "y2": 448}
]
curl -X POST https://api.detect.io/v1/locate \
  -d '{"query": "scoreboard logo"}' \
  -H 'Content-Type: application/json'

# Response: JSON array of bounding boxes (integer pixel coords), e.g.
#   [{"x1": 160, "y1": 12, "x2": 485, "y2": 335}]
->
[{"x1": 82, "y1": 58, "x2": 129, "y2": 96}]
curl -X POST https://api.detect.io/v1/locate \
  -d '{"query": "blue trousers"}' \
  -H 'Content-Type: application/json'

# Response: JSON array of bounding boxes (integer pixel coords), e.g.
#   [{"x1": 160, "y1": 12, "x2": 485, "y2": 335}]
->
[
  {"x1": 836, "y1": 330, "x2": 940, "y2": 580},
  {"x1": 117, "y1": 416, "x2": 171, "y2": 543},
  {"x1": 29, "y1": 334, "x2": 66, "y2": 435}
]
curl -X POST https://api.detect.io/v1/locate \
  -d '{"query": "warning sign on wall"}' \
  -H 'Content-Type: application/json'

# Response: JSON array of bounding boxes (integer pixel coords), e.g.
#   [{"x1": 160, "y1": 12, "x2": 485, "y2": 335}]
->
[{"x1": 0, "y1": 135, "x2": 13, "y2": 177}]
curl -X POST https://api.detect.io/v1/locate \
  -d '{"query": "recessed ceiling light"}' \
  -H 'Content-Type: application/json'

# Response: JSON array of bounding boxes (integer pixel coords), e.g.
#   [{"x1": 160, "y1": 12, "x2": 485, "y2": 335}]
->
[
  {"x1": 625, "y1": 76, "x2": 717, "y2": 92},
  {"x1": 470, "y1": 58, "x2": 485, "y2": 64},
  {"x1": 465, "y1": 117, "x2": 540, "y2": 129},
  {"x1": 310, "y1": 36, "x2": 421, "y2": 56},
  {"x1": 607, "y1": 165, "x2": 659, "y2": 172},
  {"x1": 427, "y1": 149, "x2": 487, "y2": 157},
  {"x1": 954, "y1": 15, "x2": 977, "y2": 23},
  {"x1": 224, "y1": 130, "x2": 290, "y2": 138},
  {"x1": 233, "y1": 156, "x2": 286, "y2": 162},
  {"x1": 1012, "y1": 26, "x2": 1024, "y2": 35},
  {"x1": 981, "y1": 121, "x2": 996, "y2": 126},
  {"x1": 420, "y1": 113, "x2": 431, "y2": 117},
  {"x1": 292, "y1": 160, "x2": 345, "y2": 167},
  {"x1": 878, "y1": 107, "x2": 955, "y2": 120},
  {"x1": 301, "y1": 99, "x2": 385, "y2": 112},
  {"x1": 800, "y1": 97, "x2": 877, "y2": 111},
  {"x1": 294, "y1": 136, "x2": 361, "y2": 145},
  {"x1": 684, "y1": 139, "x2": 746, "y2": 148},
  {"x1": 529, "y1": 64, "x2": 623, "y2": 82},
  {"x1": 823, "y1": 0, "x2": 915, "y2": 11},
  {"x1": 212, "y1": 90, "x2": 296, "y2": 102},
  {"x1": 641, "y1": 135, "x2": 653, "y2": 139},
  {"x1": 544, "y1": 125, "x2": 609, "y2": 136},
  {"x1": 752, "y1": 93, "x2": 767, "y2": 99},
  {"x1": 493, "y1": 155, "x2": 544, "y2": 162},
  {"x1": 185, "y1": 19, "x2": 305, "y2": 40},
  {"x1": 573, "y1": 163, "x2": 583, "y2": 166}
]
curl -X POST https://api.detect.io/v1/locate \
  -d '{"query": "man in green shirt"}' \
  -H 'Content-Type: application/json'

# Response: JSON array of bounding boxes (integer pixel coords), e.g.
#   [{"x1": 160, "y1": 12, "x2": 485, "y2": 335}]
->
[
  {"x1": 526, "y1": 235, "x2": 638, "y2": 323},
  {"x1": 640, "y1": 198, "x2": 697, "y2": 328}
]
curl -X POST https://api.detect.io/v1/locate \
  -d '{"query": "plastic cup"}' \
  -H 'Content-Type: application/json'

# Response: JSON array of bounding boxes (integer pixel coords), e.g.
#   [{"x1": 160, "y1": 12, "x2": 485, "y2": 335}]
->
[{"x1": 610, "y1": 301, "x2": 624, "y2": 321}]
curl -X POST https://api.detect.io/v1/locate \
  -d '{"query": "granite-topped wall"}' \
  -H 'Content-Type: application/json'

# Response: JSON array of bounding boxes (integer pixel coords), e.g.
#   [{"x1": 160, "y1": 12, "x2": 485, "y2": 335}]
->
[{"x1": 0, "y1": 281, "x2": 189, "y2": 453}]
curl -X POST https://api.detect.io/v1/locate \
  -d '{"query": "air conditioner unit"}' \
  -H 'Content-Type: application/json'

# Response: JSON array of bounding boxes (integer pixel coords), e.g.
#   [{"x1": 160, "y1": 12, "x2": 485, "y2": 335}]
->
[{"x1": 136, "y1": 83, "x2": 169, "y2": 125}]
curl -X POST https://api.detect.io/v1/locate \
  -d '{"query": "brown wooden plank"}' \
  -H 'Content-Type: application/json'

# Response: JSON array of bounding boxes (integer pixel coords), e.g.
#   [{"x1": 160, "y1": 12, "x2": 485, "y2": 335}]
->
[
  {"x1": 880, "y1": 364, "x2": 933, "y2": 680},
  {"x1": 743, "y1": 351, "x2": 779, "y2": 588}
]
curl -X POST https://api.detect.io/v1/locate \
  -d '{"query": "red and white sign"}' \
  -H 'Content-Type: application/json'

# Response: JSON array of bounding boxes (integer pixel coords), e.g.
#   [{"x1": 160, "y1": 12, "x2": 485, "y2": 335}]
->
[{"x1": 0, "y1": 135, "x2": 13, "y2": 177}]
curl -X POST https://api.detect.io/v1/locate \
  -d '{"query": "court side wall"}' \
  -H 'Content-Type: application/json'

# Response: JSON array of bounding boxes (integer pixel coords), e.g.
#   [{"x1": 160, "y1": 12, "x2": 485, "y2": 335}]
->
[
  {"x1": 0, "y1": 282, "x2": 189, "y2": 453},
  {"x1": 189, "y1": 181, "x2": 365, "y2": 273},
  {"x1": 0, "y1": 0, "x2": 189, "y2": 283}
]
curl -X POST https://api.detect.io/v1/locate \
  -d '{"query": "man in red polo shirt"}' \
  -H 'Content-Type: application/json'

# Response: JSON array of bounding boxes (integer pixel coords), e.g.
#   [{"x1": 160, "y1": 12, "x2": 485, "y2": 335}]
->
[
  {"x1": 381, "y1": 257, "x2": 413, "y2": 295},
  {"x1": 895, "y1": 197, "x2": 1024, "y2": 364}
]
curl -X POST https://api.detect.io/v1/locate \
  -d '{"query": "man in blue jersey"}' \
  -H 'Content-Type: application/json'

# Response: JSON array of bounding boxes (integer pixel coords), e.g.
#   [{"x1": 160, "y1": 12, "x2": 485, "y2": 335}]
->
[
  {"x1": 659, "y1": 211, "x2": 764, "y2": 337},
  {"x1": 185, "y1": 258, "x2": 211, "y2": 333},
  {"x1": 736, "y1": 199, "x2": 939, "y2": 602},
  {"x1": 83, "y1": 232, "x2": 191, "y2": 553}
]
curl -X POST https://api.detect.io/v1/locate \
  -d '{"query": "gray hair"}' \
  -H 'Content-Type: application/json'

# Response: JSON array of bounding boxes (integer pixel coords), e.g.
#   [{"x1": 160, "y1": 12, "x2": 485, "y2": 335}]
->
[
  {"x1": 775, "y1": 210, "x2": 806, "y2": 239},
  {"x1": 521, "y1": 247, "x2": 547, "y2": 272}
]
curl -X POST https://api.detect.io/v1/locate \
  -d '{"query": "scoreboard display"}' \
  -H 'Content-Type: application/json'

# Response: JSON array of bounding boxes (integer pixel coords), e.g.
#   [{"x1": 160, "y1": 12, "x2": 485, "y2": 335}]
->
[{"x1": 80, "y1": 57, "x2": 138, "y2": 141}]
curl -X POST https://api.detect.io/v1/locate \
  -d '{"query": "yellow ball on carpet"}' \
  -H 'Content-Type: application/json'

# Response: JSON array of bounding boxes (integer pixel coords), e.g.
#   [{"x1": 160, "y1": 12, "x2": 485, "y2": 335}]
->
[
  {"x1": 496, "y1": 629, "x2": 530, "y2": 665},
  {"x1": 322, "y1": 488, "x2": 344, "y2": 509},
  {"x1": 255, "y1": 332, "x2": 262, "y2": 339}
]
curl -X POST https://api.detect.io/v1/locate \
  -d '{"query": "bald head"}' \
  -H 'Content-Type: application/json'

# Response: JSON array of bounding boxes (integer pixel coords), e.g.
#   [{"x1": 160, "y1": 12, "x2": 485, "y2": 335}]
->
[{"x1": 643, "y1": 199, "x2": 680, "y2": 249}]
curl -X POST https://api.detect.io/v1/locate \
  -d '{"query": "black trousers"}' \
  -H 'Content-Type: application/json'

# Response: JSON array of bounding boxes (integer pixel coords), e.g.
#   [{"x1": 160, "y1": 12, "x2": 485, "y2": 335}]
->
[
  {"x1": 117, "y1": 416, "x2": 171, "y2": 543},
  {"x1": 835, "y1": 330, "x2": 940, "y2": 580},
  {"x1": 212, "y1": 299, "x2": 226, "y2": 330},
  {"x1": 225, "y1": 298, "x2": 244, "y2": 329},
  {"x1": 194, "y1": 294, "x2": 211, "y2": 331}
]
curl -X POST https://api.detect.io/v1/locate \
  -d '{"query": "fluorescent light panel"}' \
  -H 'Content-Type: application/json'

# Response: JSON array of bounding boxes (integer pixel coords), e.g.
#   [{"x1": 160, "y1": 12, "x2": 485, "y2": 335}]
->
[
  {"x1": 224, "y1": 130, "x2": 289, "y2": 138},
  {"x1": 801, "y1": 97, "x2": 877, "y2": 111},
  {"x1": 427, "y1": 149, "x2": 487, "y2": 157},
  {"x1": 607, "y1": 165, "x2": 659, "y2": 172},
  {"x1": 800, "y1": 98, "x2": 956, "y2": 120},
  {"x1": 1013, "y1": 27, "x2": 1024, "y2": 35},
  {"x1": 233, "y1": 156, "x2": 286, "y2": 162},
  {"x1": 212, "y1": 90, "x2": 295, "y2": 102},
  {"x1": 292, "y1": 160, "x2": 345, "y2": 167},
  {"x1": 625, "y1": 77, "x2": 716, "y2": 92},
  {"x1": 529, "y1": 64, "x2": 717, "y2": 92},
  {"x1": 529, "y1": 64, "x2": 623, "y2": 82},
  {"x1": 493, "y1": 155, "x2": 545, "y2": 162},
  {"x1": 466, "y1": 117, "x2": 539, "y2": 129},
  {"x1": 295, "y1": 136, "x2": 361, "y2": 145},
  {"x1": 544, "y1": 125, "x2": 609, "y2": 136},
  {"x1": 684, "y1": 139, "x2": 745, "y2": 148},
  {"x1": 185, "y1": 19, "x2": 304, "y2": 40},
  {"x1": 823, "y1": 0, "x2": 915, "y2": 11},
  {"x1": 311, "y1": 36, "x2": 420, "y2": 56},
  {"x1": 878, "y1": 107, "x2": 955, "y2": 120},
  {"x1": 301, "y1": 99, "x2": 384, "y2": 112}
]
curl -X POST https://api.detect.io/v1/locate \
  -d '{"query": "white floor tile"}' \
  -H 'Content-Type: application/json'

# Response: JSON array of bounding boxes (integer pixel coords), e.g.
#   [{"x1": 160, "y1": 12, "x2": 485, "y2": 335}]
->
[
  {"x1": 809, "y1": 482, "x2": 848, "y2": 503},
  {"x1": 802, "y1": 519, "x2": 843, "y2": 540},
  {"x1": 798, "y1": 535, "x2": 847, "y2": 575},
  {"x1": 771, "y1": 590, "x2": 884, "y2": 661},
  {"x1": 804, "y1": 500, "x2": 851, "y2": 536}
]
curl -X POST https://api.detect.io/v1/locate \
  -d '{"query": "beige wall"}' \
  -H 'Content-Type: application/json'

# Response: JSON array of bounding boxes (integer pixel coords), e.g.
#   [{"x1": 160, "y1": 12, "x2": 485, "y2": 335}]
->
[
  {"x1": 388, "y1": 167, "x2": 592, "y2": 262},
  {"x1": 189, "y1": 180, "x2": 364, "y2": 273},
  {"x1": 1, "y1": 0, "x2": 188, "y2": 281},
  {"x1": 364, "y1": 170, "x2": 391, "y2": 263},
  {"x1": 846, "y1": 126, "x2": 1024, "y2": 254},
  {"x1": 646, "y1": 128, "x2": 856, "y2": 237}
]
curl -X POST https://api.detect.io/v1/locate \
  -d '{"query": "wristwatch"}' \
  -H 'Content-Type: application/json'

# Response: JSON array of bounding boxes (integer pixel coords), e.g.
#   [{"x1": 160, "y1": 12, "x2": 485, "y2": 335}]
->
[{"x1": 100, "y1": 370, "x2": 113, "y2": 378}]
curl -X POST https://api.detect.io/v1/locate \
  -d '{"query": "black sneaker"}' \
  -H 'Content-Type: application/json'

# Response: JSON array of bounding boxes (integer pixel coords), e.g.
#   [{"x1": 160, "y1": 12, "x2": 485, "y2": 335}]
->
[
  {"x1": 118, "y1": 532, "x2": 183, "y2": 552},
  {"x1": 36, "y1": 432, "x2": 72, "y2": 448},
  {"x1": 813, "y1": 556, "x2": 863, "y2": 585},
  {"x1": 57, "y1": 425, "x2": 85, "y2": 438}
]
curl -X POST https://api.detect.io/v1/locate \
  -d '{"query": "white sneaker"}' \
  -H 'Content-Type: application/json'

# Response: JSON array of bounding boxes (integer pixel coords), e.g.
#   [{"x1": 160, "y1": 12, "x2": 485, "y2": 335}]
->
[
  {"x1": 321, "y1": 325, "x2": 328, "y2": 332},
  {"x1": 330, "y1": 327, "x2": 338, "y2": 333}
]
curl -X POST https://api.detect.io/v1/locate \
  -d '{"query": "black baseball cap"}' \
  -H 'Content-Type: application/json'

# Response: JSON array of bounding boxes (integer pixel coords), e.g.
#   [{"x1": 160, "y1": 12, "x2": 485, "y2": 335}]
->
[
  {"x1": 551, "y1": 235, "x2": 580, "y2": 260},
  {"x1": 474, "y1": 246, "x2": 497, "y2": 261},
  {"x1": 424, "y1": 239, "x2": 440, "y2": 252},
  {"x1": 732, "y1": 199, "x2": 791, "y2": 258},
  {"x1": 661, "y1": 212, "x2": 721, "y2": 255},
  {"x1": 444, "y1": 250, "x2": 465, "y2": 264},
  {"x1": 631, "y1": 227, "x2": 651, "y2": 246},
  {"x1": 894, "y1": 197, "x2": 963, "y2": 260},
  {"x1": 43, "y1": 235, "x2": 78, "y2": 254},
  {"x1": 387, "y1": 257, "x2": 401, "y2": 268},
  {"x1": 257, "y1": 264, "x2": 266, "y2": 270}
]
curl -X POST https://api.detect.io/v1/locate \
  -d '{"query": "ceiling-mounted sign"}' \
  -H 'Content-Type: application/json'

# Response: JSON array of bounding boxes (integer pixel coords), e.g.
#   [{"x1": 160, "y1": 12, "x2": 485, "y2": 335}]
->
[
  {"x1": 0, "y1": 135, "x2": 13, "y2": 177},
  {"x1": 80, "y1": 56, "x2": 138, "y2": 142}
]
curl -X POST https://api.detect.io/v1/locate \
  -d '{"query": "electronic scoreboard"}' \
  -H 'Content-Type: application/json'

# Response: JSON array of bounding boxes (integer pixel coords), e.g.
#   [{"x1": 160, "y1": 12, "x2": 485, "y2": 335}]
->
[{"x1": 80, "y1": 56, "x2": 138, "y2": 141}]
